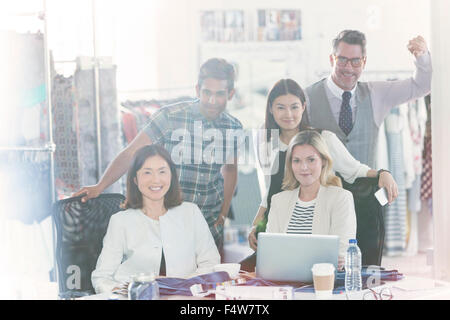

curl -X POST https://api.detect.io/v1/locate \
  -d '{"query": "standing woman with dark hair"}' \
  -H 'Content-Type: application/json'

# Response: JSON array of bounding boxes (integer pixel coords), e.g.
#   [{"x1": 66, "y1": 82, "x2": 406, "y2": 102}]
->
[
  {"x1": 248, "y1": 79, "x2": 398, "y2": 251},
  {"x1": 92, "y1": 145, "x2": 220, "y2": 294}
]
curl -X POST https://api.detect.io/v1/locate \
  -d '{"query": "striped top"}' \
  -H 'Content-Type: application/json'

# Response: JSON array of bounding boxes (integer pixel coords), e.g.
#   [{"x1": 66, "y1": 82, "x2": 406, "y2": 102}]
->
[{"x1": 286, "y1": 199, "x2": 316, "y2": 234}]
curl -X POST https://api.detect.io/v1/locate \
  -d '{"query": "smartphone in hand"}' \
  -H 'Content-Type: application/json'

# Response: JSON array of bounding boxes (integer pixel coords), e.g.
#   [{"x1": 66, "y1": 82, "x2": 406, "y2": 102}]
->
[{"x1": 375, "y1": 188, "x2": 388, "y2": 206}]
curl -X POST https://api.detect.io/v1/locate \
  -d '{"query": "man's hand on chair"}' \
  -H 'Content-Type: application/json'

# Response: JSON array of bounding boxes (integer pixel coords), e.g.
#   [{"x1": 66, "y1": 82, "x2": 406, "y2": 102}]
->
[{"x1": 73, "y1": 184, "x2": 103, "y2": 203}]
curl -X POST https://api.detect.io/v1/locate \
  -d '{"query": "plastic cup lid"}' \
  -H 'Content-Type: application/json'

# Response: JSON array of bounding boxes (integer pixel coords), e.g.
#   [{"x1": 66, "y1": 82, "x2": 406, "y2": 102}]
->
[{"x1": 311, "y1": 263, "x2": 335, "y2": 276}]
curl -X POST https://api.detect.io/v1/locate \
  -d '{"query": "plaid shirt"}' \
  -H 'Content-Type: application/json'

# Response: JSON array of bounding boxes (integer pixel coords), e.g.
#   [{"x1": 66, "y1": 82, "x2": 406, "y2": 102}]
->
[{"x1": 143, "y1": 100, "x2": 243, "y2": 225}]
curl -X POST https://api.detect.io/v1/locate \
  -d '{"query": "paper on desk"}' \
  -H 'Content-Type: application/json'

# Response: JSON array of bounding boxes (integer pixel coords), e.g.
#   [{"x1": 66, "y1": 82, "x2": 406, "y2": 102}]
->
[{"x1": 392, "y1": 277, "x2": 437, "y2": 291}]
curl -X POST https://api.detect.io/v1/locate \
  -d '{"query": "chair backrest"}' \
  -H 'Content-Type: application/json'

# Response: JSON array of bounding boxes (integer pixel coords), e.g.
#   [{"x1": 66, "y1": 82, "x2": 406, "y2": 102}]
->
[
  {"x1": 230, "y1": 166, "x2": 262, "y2": 226},
  {"x1": 338, "y1": 174, "x2": 385, "y2": 266},
  {"x1": 52, "y1": 193, "x2": 126, "y2": 298}
]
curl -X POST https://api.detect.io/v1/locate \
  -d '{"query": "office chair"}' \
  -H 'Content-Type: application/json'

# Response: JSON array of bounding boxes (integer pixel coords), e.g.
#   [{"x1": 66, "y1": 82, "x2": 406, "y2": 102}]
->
[
  {"x1": 52, "y1": 193, "x2": 126, "y2": 299},
  {"x1": 338, "y1": 174, "x2": 385, "y2": 266}
]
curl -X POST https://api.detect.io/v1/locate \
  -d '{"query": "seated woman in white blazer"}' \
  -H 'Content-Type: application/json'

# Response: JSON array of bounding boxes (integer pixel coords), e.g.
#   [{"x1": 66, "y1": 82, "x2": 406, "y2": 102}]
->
[
  {"x1": 91, "y1": 145, "x2": 220, "y2": 294},
  {"x1": 266, "y1": 129, "x2": 356, "y2": 267}
]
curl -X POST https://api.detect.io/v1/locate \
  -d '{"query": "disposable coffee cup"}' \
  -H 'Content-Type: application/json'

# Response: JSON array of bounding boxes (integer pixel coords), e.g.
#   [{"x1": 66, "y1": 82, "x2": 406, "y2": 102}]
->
[{"x1": 311, "y1": 263, "x2": 335, "y2": 299}]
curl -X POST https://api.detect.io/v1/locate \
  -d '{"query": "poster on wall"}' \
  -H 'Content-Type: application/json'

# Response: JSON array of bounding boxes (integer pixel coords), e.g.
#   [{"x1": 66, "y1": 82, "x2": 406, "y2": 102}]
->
[
  {"x1": 257, "y1": 9, "x2": 302, "y2": 41},
  {"x1": 200, "y1": 10, "x2": 245, "y2": 42}
]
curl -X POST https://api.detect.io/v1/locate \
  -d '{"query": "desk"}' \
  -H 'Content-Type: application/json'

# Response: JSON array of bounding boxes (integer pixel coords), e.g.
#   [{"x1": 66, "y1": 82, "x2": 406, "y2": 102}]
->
[
  {"x1": 308, "y1": 276, "x2": 450, "y2": 300},
  {"x1": 80, "y1": 275, "x2": 450, "y2": 300},
  {"x1": 385, "y1": 276, "x2": 450, "y2": 300}
]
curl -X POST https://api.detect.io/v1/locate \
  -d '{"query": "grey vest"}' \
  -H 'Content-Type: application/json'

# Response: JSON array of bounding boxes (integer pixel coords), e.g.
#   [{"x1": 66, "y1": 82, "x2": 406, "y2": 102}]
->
[{"x1": 306, "y1": 79, "x2": 378, "y2": 168}]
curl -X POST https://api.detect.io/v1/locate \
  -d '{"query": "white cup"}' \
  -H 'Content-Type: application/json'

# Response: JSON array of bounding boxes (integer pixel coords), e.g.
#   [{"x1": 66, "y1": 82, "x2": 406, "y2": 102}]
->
[{"x1": 311, "y1": 263, "x2": 335, "y2": 299}]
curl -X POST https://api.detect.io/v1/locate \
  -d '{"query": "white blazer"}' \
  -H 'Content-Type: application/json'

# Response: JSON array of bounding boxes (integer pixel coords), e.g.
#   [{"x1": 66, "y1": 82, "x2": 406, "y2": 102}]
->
[
  {"x1": 91, "y1": 202, "x2": 220, "y2": 294},
  {"x1": 266, "y1": 185, "x2": 356, "y2": 259}
]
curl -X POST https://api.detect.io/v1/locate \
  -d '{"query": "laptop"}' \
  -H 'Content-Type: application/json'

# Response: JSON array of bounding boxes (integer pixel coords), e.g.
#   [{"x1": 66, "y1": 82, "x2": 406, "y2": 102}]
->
[{"x1": 256, "y1": 233, "x2": 339, "y2": 283}]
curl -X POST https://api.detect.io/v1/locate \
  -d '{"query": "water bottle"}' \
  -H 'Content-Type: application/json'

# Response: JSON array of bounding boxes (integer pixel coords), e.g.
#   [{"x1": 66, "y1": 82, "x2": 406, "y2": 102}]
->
[
  {"x1": 345, "y1": 239, "x2": 362, "y2": 294},
  {"x1": 128, "y1": 273, "x2": 160, "y2": 300}
]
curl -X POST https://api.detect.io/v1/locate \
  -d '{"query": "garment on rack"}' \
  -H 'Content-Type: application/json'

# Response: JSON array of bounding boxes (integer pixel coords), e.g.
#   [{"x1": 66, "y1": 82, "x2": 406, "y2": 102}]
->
[
  {"x1": 404, "y1": 98, "x2": 427, "y2": 255},
  {"x1": 421, "y1": 136, "x2": 432, "y2": 201},
  {"x1": 121, "y1": 108, "x2": 139, "y2": 144},
  {"x1": 376, "y1": 98, "x2": 428, "y2": 257},
  {"x1": 0, "y1": 152, "x2": 52, "y2": 224},
  {"x1": 2, "y1": 32, "x2": 47, "y2": 147},
  {"x1": 405, "y1": 175, "x2": 421, "y2": 255},
  {"x1": 421, "y1": 96, "x2": 432, "y2": 202},
  {"x1": 75, "y1": 67, "x2": 123, "y2": 193},
  {"x1": 51, "y1": 63, "x2": 124, "y2": 196},
  {"x1": 409, "y1": 99, "x2": 427, "y2": 176},
  {"x1": 383, "y1": 107, "x2": 407, "y2": 256},
  {"x1": 400, "y1": 104, "x2": 414, "y2": 189},
  {"x1": 0, "y1": 32, "x2": 54, "y2": 295},
  {"x1": 120, "y1": 97, "x2": 196, "y2": 142},
  {"x1": 376, "y1": 121, "x2": 390, "y2": 171},
  {"x1": 52, "y1": 74, "x2": 80, "y2": 196}
]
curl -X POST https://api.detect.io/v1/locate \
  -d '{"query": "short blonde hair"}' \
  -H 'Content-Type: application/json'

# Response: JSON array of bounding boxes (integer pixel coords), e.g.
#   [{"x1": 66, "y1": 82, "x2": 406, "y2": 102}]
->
[{"x1": 282, "y1": 130, "x2": 342, "y2": 190}]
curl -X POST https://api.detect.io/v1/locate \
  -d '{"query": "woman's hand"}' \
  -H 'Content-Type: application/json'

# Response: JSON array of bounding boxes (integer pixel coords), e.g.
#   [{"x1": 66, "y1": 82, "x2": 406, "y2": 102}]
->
[
  {"x1": 378, "y1": 171, "x2": 398, "y2": 204},
  {"x1": 338, "y1": 256, "x2": 345, "y2": 271},
  {"x1": 213, "y1": 215, "x2": 226, "y2": 229},
  {"x1": 248, "y1": 226, "x2": 258, "y2": 251}
]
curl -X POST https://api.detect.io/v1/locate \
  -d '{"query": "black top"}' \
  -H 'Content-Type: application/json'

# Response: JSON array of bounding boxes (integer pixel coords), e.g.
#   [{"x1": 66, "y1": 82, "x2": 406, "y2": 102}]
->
[
  {"x1": 159, "y1": 249, "x2": 166, "y2": 276},
  {"x1": 265, "y1": 150, "x2": 287, "y2": 218}
]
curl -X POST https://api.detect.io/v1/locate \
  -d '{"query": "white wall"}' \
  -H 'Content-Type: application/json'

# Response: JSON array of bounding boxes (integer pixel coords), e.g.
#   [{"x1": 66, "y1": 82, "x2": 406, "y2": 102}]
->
[
  {"x1": 42, "y1": 0, "x2": 431, "y2": 102},
  {"x1": 430, "y1": 0, "x2": 450, "y2": 282},
  {"x1": 144, "y1": 0, "x2": 431, "y2": 94}
]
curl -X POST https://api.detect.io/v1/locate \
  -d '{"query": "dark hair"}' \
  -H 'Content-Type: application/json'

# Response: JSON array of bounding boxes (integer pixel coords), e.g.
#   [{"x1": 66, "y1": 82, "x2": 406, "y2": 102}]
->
[
  {"x1": 198, "y1": 58, "x2": 235, "y2": 91},
  {"x1": 264, "y1": 79, "x2": 310, "y2": 142},
  {"x1": 124, "y1": 145, "x2": 182, "y2": 210},
  {"x1": 332, "y1": 30, "x2": 367, "y2": 56}
]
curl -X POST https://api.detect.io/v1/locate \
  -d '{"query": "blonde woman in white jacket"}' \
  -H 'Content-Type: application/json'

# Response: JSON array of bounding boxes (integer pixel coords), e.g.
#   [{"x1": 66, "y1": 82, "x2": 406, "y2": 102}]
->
[{"x1": 265, "y1": 130, "x2": 356, "y2": 268}]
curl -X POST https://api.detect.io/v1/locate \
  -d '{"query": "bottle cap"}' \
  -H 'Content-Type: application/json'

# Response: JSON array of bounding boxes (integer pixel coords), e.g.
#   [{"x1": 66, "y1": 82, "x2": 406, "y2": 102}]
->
[{"x1": 349, "y1": 239, "x2": 357, "y2": 244}]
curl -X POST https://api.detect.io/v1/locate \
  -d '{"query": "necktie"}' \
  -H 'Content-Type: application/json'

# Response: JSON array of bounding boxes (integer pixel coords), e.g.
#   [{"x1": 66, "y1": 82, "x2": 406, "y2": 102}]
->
[{"x1": 339, "y1": 91, "x2": 353, "y2": 135}]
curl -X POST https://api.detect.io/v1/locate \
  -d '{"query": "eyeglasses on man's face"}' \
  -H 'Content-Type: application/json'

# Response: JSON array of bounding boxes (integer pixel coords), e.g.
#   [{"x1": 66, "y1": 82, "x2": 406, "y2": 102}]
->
[{"x1": 334, "y1": 55, "x2": 366, "y2": 68}]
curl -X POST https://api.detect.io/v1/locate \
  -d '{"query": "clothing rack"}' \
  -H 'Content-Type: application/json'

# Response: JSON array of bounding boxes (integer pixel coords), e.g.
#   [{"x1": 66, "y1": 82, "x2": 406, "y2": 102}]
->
[
  {"x1": 4, "y1": 1, "x2": 56, "y2": 202},
  {"x1": 118, "y1": 86, "x2": 194, "y2": 94},
  {"x1": 3, "y1": 0, "x2": 57, "y2": 285},
  {"x1": 0, "y1": 144, "x2": 56, "y2": 153},
  {"x1": 92, "y1": 0, "x2": 102, "y2": 181},
  {"x1": 50, "y1": 2, "x2": 104, "y2": 182}
]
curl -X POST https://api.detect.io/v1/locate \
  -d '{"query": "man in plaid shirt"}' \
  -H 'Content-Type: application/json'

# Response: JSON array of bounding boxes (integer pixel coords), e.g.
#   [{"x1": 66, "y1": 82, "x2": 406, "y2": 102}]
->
[{"x1": 75, "y1": 58, "x2": 243, "y2": 255}]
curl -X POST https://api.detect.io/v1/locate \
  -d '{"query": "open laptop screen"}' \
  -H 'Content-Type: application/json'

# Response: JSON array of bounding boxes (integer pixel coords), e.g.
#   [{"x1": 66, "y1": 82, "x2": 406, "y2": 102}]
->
[{"x1": 256, "y1": 233, "x2": 339, "y2": 283}]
